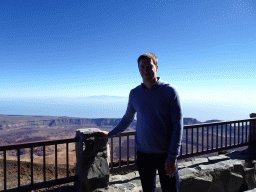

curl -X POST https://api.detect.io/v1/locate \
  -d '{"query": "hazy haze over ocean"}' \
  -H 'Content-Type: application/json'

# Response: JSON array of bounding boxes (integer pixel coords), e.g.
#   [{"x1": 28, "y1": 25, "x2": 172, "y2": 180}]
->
[{"x1": 1, "y1": 95, "x2": 253, "y2": 122}]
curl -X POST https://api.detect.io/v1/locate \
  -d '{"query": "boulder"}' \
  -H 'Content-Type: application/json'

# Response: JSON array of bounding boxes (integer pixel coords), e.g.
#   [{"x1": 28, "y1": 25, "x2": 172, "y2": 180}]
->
[
  {"x1": 244, "y1": 167, "x2": 256, "y2": 189},
  {"x1": 227, "y1": 172, "x2": 243, "y2": 192},
  {"x1": 180, "y1": 174, "x2": 212, "y2": 192},
  {"x1": 208, "y1": 155, "x2": 230, "y2": 163},
  {"x1": 179, "y1": 159, "x2": 252, "y2": 192}
]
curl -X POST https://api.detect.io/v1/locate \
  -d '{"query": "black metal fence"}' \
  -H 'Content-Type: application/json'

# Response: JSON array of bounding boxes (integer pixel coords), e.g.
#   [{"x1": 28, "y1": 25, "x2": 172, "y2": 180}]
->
[
  {"x1": 0, "y1": 137, "x2": 79, "y2": 192},
  {"x1": 1, "y1": 117, "x2": 255, "y2": 191},
  {"x1": 109, "y1": 118, "x2": 256, "y2": 173}
]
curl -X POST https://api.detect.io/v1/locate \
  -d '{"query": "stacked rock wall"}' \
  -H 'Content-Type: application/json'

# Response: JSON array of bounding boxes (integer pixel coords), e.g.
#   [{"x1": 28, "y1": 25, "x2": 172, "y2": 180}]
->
[
  {"x1": 179, "y1": 158, "x2": 256, "y2": 192},
  {"x1": 98, "y1": 152, "x2": 256, "y2": 192}
]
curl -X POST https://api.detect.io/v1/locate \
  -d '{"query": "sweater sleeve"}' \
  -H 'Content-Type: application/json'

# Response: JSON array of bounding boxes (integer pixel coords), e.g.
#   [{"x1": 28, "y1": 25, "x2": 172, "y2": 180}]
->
[
  {"x1": 167, "y1": 88, "x2": 183, "y2": 162},
  {"x1": 108, "y1": 91, "x2": 136, "y2": 137}
]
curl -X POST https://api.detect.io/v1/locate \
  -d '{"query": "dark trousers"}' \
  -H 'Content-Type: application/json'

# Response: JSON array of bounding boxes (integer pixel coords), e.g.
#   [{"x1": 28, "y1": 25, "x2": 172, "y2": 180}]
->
[{"x1": 136, "y1": 150, "x2": 180, "y2": 192}]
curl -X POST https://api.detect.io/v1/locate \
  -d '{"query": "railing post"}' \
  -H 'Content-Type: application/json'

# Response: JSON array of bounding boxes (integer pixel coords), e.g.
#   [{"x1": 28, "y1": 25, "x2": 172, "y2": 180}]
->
[
  {"x1": 247, "y1": 113, "x2": 256, "y2": 160},
  {"x1": 75, "y1": 128, "x2": 110, "y2": 192},
  {"x1": 249, "y1": 113, "x2": 256, "y2": 144}
]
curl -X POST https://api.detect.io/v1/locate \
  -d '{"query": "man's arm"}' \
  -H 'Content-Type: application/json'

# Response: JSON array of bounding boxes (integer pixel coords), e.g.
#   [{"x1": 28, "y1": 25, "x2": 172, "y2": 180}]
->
[
  {"x1": 164, "y1": 88, "x2": 183, "y2": 178},
  {"x1": 95, "y1": 91, "x2": 136, "y2": 137},
  {"x1": 108, "y1": 91, "x2": 136, "y2": 137},
  {"x1": 167, "y1": 88, "x2": 183, "y2": 163}
]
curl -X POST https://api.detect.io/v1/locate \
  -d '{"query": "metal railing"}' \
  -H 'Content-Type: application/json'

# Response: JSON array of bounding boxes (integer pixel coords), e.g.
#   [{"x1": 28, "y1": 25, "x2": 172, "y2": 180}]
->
[
  {"x1": 179, "y1": 118, "x2": 256, "y2": 159},
  {"x1": 109, "y1": 131, "x2": 137, "y2": 173},
  {"x1": 1, "y1": 117, "x2": 255, "y2": 190},
  {"x1": 0, "y1": 137, "x2": 79, "y2": 192},
  {"x1": 109, "y1": 118, "x2": 256, "y2": 173}
]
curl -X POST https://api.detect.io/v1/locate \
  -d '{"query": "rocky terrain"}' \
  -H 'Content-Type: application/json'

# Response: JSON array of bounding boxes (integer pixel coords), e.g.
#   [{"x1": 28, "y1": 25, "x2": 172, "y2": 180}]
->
[{"x1": 0, "y1": 114, "x2": 221, "y2": 163}]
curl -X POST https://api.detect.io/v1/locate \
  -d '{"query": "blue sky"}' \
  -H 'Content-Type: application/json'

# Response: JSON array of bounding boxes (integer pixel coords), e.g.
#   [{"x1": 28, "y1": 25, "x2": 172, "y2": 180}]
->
[{"x1": 0, "y1": 0, "x2": 255, "y2": 121}]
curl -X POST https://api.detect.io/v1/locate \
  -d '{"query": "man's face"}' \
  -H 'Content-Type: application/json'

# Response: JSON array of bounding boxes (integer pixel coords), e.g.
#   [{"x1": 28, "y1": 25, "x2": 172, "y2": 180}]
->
[{"x1": 138, "y1": 59, "x2": 158, "y2": 82}]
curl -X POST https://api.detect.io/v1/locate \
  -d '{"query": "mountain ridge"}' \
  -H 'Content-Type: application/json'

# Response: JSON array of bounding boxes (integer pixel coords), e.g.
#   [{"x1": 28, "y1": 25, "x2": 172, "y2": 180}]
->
[{"x1": 0, "y1": 114, "x2": 221, "y2": 131}]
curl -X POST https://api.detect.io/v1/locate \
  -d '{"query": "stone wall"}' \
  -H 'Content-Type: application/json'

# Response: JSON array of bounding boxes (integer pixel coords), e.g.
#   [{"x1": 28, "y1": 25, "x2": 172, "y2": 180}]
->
[
  {"x1": 94, "y1": 148, "x2": 256, "y2": 192},
  {"x1": 75, "y1": 128, "x2": 110, "y2": 192},
  {"x1": 178, "y1": 155, "x2": 256, "y2": 192}
]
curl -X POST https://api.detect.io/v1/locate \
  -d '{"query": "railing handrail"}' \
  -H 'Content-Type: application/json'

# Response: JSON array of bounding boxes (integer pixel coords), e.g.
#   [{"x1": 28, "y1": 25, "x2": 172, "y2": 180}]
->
[
  {"x1": 0, "y1": 137, "x2": 79, "y2": 151},
  {"x1": 109, "y1": 131, "x2": 135, "y2": 137},
  {"x1": 183, "y1": 117, "x2": 256, "y2": 128},
  {"x1": 109, "y1": 118, "x2": 256, "y2": 136}
]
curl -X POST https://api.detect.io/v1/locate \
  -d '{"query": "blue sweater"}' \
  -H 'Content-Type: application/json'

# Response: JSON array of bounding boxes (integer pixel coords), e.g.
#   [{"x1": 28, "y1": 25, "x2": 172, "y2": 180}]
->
[{"x1": 108, "y1": 78, "x2": 183, "y2": 162}]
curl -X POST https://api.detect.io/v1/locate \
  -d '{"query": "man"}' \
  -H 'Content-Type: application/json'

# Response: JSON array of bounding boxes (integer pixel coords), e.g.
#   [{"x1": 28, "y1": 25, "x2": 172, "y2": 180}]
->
[{"x1": 95, "y1": 52, "x2": 183, "y2": 192}]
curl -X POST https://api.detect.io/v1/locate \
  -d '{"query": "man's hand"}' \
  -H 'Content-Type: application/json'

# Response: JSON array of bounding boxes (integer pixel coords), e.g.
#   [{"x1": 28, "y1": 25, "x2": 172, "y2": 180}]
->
[
  {"x1": 94, "y1": 130, "x2": 109, "y2": 139},
  {"x1": 164, "y1": 159, "x2": 176, "y2": 178}
]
